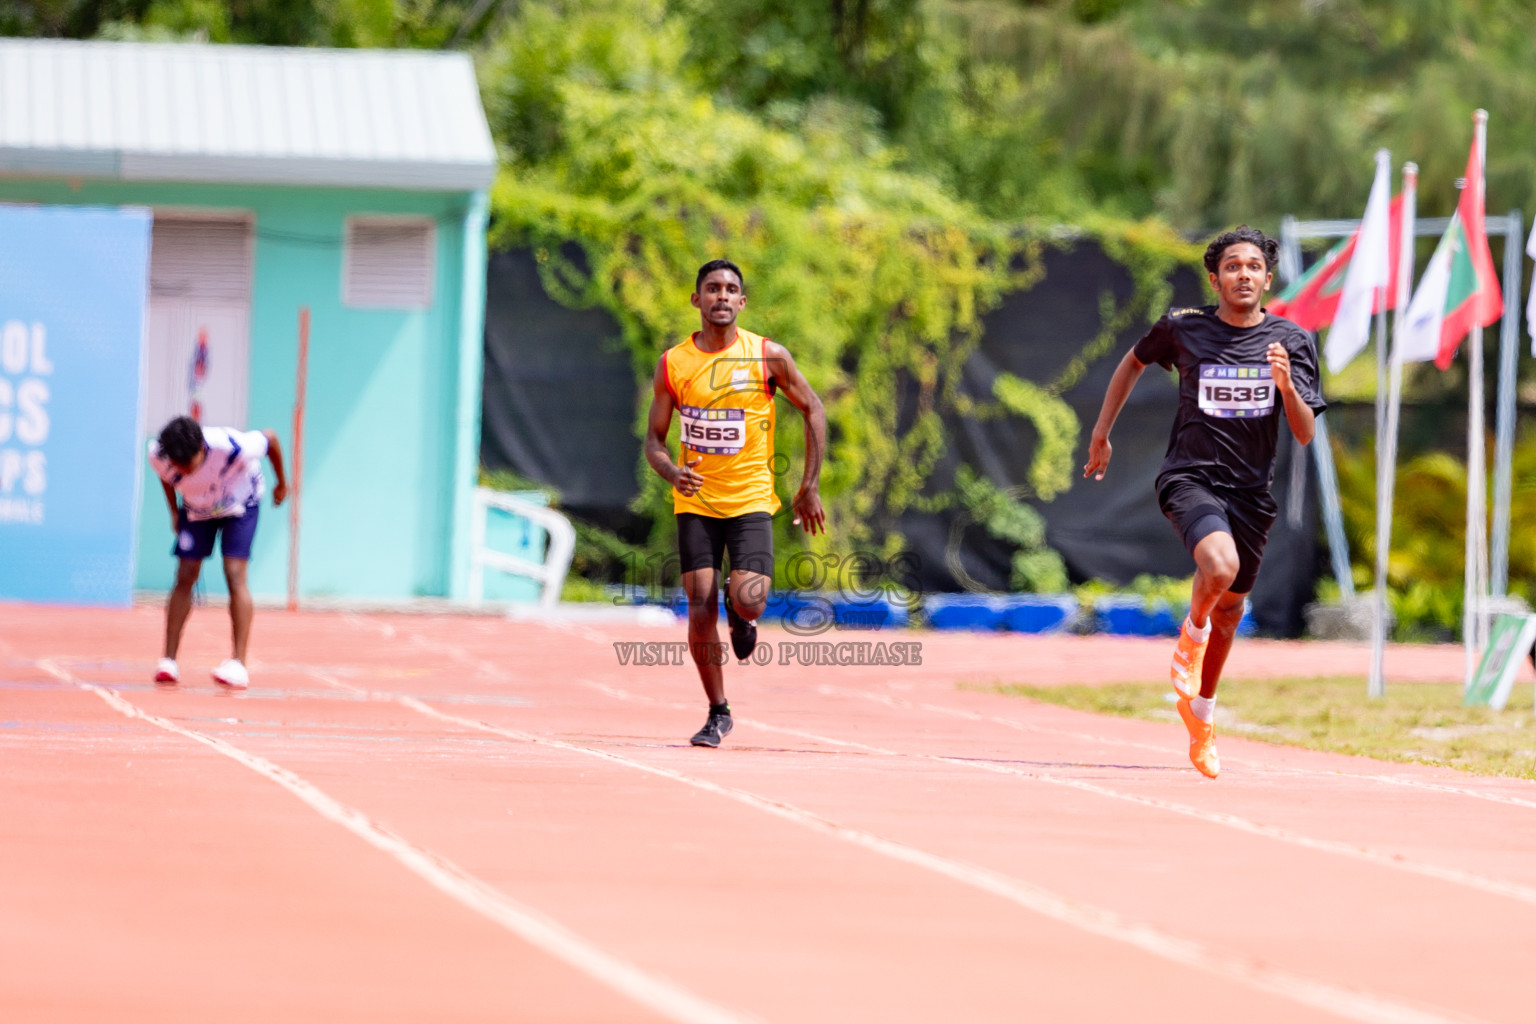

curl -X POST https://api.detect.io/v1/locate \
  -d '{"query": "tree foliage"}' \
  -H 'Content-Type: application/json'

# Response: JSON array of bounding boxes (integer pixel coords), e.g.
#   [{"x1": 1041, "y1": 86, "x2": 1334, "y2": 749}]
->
[
  {"x1": 481, "y1": 0, "x2": 1039, "y2": 568},
  {"x1": 9, "y1": 0, "x2": 1532, "y2": 601},
  {"x1": 2, "y1": 0, "x2": 491, "y2": 47},
  {"x1": 920, "y1": 0, "x2": 1536, "y2": 228},
  {"x1": 1334, "y1": 428, "x2": 1536, "y2": 638}
]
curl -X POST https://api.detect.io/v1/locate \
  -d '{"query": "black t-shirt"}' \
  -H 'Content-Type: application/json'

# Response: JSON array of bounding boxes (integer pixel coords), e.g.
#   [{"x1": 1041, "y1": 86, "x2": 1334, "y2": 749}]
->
[{"x1": 1133, "y1": 305, "x2": 1326, "y2": 493}]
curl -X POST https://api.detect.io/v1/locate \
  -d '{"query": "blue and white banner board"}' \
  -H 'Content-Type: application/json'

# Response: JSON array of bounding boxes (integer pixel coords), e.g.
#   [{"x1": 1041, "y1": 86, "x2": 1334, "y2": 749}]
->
[{"x1": 0, "y1": 205, "x2": 151, "y2": 606}]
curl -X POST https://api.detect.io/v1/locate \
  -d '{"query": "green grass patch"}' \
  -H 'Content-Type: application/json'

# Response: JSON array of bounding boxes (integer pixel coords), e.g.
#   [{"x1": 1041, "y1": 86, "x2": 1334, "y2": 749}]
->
[{"x1": 992, "y1": 677, "x2": 1536, "y2": 780}]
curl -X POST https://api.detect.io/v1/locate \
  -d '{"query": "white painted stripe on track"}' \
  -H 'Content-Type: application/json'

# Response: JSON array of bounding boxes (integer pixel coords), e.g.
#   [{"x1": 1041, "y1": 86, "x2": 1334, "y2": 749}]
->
[
  {"x1": 365, "y1": 682, "x2": 1484, "y2": 1024},
  {"x1": 815, "y1": 684, "x2": 1175, "y2": 757},
  {"x1": 512, "y1": 617, "x2": 1536, "y2": 811},
  {"x1": 582, "y1": 680, "x2": 1536, "y2": 912},
  {"x1": 36, "y1": 660, "x2": 753, "y2": 1024},
  {"x1": 327, "y1": 616, "x2": 1536, "y2": 912},
  {"x1": 338, "y1": 613, "x2": 1536, "y2": 849},
  {"x1": 1333, "y1": 772, "x2": 1536, "y2": 812},
  {"x1": 912, "y1": 700, "x2": 1536, "y2": 811},
  {"x1": 814, "y1": 682, "x2": 1536, "y2": 812}
]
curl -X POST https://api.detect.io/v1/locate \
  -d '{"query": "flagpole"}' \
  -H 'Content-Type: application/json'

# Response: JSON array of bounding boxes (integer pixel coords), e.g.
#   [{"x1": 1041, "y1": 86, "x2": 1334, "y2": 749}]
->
[
  {"x1": 1463, "y1": 110, "x2": 1491, "y2": 691},
  {"x1": 1370, "y1": 162, "x2": 1417, "y2": 699},
  {"x1": 1367, "y1": 163, "x2": 1390, "y2": 697},
  {"x1": 1374, "y1": 296, "x2": 1388, "y2": 462},
  {"x1": 1466, "y1": 325, "x2": 1487, "y2": 685},
  {"x1": 1490, "y1": 205, "x2": 1522, "y2": 598}
]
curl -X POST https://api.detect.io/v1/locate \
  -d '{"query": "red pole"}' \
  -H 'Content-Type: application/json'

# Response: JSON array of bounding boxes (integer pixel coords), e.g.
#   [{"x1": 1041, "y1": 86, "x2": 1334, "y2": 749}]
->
[{"x1": 287, "y1": 307, "x2": 309, "y2": 613}]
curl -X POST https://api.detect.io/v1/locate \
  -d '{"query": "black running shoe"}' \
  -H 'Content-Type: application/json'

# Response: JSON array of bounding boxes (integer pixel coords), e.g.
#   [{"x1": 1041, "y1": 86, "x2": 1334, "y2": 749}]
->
[
  {"x1": 689, "y1": 711, "x2": 734, "y2": 748},
  {"x1": 724, "y1": 591, "x2": 757, "y2": 664}
]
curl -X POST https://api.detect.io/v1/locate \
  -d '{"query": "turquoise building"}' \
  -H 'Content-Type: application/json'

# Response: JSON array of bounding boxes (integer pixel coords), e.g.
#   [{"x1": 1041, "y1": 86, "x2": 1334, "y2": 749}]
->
[{"x1": 0, "y1": 38, "x2": 496, "y2": 601}]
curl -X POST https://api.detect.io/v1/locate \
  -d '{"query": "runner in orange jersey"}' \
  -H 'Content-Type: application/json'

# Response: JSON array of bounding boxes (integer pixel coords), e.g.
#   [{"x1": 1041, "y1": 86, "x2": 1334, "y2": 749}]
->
[{"x1": 644, "y1": 259, "x2": 827, "y2": 747}]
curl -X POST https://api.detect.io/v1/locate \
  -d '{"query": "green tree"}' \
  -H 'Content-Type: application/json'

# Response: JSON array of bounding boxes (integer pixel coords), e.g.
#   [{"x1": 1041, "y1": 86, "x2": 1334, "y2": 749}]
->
[{"x1": 481, "y1": 0, "x2": 1035, "y2": 564}]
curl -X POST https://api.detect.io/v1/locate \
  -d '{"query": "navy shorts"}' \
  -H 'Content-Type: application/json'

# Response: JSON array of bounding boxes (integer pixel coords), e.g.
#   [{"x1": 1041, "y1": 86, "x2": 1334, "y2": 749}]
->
[
  {"x1": 1157, "y1": 474, "x2": 1276, "y2": 595},
  {"x1": 676, "y1": 512, "x2": 773, "y2": 576},
  {"x1": 174, "y1": 504, "x2": 260, "y2": 562}
]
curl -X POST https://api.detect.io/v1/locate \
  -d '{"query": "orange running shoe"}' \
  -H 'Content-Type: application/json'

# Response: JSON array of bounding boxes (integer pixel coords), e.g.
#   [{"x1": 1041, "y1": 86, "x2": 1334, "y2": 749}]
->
[
  {"x1": 1177, "y1": 696, "x2": 1220, "y2": 778},
  {"x1": 1169, "y1": 619, "x2": 1208, "y2": 699}
]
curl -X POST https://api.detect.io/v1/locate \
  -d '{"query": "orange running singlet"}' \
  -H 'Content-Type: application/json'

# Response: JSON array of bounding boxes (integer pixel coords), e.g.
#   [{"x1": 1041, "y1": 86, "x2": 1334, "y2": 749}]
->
[{"x1": 663, "y1": 329, "x2": 779, "y2": 518}]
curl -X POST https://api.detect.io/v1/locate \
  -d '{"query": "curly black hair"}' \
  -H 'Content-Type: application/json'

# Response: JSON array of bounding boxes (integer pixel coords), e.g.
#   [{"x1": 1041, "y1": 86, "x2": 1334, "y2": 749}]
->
[
  {"x1": 695, "y1": 258, "x2": 746, "y2": 294},
  {"x1": 157, "y1": 415, "x2": 204, "y2": 466},
  {"x1": 1203, "y1": 226, "x2": 1279, "y2": 275}
]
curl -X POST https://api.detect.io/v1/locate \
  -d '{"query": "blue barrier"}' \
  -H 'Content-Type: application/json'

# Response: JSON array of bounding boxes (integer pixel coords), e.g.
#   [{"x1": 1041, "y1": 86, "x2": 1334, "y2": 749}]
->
[
  {"x1": 924, "y1": 594, "x2": 1079, "y2": 633},
  {"x1": 610, "y1": 585, "x2": 1255, "y2": 637},
  {"x1": 1093, "y1": 595, "x2": 1181, "y2": 636},
  {"x1": 923, "y1": 594, "x2": 1007, "y2": 631},
  {"x1": 1092, "y1": 596, "x2": 1255, "y2": 637},
  {"x1": 999, "y1": 594, "x2": 1078, "y2": 634},
  {"x1": 619, "y1": 589, "x2": 912, "y2": 631}
]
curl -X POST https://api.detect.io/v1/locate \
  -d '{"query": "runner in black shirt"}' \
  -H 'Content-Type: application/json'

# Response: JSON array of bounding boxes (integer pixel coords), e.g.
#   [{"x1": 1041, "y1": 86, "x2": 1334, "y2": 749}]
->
[{"x1": 1083, "y1": 226, "x2": 1325, "y2": 778}]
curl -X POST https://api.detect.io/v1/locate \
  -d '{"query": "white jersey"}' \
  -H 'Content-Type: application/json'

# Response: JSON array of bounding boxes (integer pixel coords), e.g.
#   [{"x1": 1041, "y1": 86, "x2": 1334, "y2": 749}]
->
[{"x1": 149, "y1": 427, "x2": 268, "y2": 520}]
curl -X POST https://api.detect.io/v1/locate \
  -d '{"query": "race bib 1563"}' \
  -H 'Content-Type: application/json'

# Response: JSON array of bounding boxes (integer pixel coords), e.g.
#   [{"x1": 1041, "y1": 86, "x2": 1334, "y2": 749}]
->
[
  {"x1": 1198, "y1": 364, "x2": 1275, "y2": 418},
  {"x1": 681, "y1": 405, "x2": 746, "y2": 455}
]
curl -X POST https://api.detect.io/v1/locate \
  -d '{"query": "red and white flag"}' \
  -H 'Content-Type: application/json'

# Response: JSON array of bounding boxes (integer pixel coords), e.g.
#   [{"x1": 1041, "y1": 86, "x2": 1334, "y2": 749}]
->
[
  {"x1": 1398, "y1": 129, "x2": 1504, "y2": 367},
  {"x1": 1268, "y1": 195, "x2": 1406, "y2": 330},
  {"x1": 1324, "y1": 150, "x2": 1394, "y2": 373}
]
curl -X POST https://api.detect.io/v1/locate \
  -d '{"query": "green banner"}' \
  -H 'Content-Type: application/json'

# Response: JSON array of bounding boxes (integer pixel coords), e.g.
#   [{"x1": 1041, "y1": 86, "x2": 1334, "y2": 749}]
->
[{"x1": 1465, "y1": 613, "x2": 1536, "y2": 710}]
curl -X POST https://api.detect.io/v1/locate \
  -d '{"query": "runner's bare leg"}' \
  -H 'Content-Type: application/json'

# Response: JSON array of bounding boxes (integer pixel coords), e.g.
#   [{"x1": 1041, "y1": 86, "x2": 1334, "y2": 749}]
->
[{"x1": 683, "y1": 566, "x2": 725, "y2": 705}]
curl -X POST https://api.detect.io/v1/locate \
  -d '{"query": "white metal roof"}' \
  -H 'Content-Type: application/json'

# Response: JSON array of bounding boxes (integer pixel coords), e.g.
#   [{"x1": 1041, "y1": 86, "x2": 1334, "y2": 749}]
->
[{"x1": 0, "y1": 38, "x2": 497, "y2": 191}]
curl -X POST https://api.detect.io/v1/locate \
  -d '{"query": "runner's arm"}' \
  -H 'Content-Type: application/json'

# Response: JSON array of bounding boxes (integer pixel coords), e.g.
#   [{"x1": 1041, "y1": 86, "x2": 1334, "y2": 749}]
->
[
  {"x1": 161, "y1": 480, "x2": 179, "y2": 529},
  {"x1": 764, "y1": 341, "x2": 826, "y2": 535},
  {"x1": 263, "y1": 430, "x2": 289, "y2": 506},
  {"x1": 644, "y1": 355, "x2": 703, "y2": 496},
  {"x1": 1266, "y1": 343, "x2": 1316, "y2": 445},
  {"x1": 1083, "y1": 348, "x2": 1149, "y2": 480}
]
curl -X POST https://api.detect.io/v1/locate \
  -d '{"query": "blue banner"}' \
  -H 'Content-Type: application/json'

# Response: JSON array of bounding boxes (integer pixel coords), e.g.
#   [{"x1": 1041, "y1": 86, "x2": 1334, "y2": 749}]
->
[{"x1": 0, "y1": 205, "x2": 151, "y2": 606}]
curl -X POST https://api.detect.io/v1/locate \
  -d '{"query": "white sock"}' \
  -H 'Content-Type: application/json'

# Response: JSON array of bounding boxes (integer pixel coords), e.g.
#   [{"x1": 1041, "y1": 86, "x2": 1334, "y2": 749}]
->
[
  {"x1": 1190, "y1": 695, "x2": 1216, "y2": 723},
  {"x1": 1183, "y1": 615, "x2": 1211, "y2": 643}
]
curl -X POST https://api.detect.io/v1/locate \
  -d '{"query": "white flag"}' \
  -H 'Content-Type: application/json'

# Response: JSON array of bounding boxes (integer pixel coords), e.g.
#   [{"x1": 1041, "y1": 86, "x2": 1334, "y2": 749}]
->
[
  {"x1": 1326, "y1": 150, "x2": 1393, "y2": 373},
  {"x1": 1397, "y1": 215, "x2": 1458, "y2": 364},
  {"x1": 1527, "y1": 218, "x2": 1535, "y2": 355}
]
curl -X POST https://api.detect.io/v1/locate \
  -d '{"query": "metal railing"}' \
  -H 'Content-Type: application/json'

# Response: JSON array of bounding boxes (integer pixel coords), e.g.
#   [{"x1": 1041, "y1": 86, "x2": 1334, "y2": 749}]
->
[{"x1": 467, "y1": 488, "x2": 575, "y2": 608}]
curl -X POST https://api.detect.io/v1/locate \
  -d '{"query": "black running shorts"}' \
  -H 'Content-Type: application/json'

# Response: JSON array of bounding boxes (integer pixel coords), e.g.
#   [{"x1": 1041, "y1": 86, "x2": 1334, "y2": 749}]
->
[
  {"x1": 676, "y1": 512, "x2": 774, "y2": 577},
  {"x1": 1157, "y1": 474, "x2": 1277, "y2": 595}
]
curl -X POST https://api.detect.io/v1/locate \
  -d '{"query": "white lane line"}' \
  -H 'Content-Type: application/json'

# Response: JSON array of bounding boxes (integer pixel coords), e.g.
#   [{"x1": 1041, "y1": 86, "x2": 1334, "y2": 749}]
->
[
  {"x1": 459, "y1": 615, "x2": 1536, "y2": 812},
  {"x1": 815, "y1": 682, "x2": 1536, "y2": 812},
  {"x1": 348, "y1": 617, "x2": 1536, "y2": 902},
  {"x1": 816, "y1": 684, "x2": 1174, "y2": 757},
  {"x1": 37, "y1": 660, "x2": 752, "y2": 1024},
  {"x1": 348, "y1": 680, "x2": 1482, "y2": 1024},
  {"x1": 914, "y1": 698, "x2": 1536, "y2": 811},
  {"x1": 341, "y1": 616, "x2": 1536, "y2": 882},
  {"x1": 1337, "y1": 772, "x2": 1536, "y2": 811},
  {"x1": 583, "y1": 680, "x2": 1536, "y2": 911}
]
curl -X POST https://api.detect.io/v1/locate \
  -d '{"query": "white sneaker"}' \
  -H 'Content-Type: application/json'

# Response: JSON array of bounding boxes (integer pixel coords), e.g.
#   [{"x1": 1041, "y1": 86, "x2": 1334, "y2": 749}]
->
[
  {"x1": 211, "y1": 659, "x2": 249, "y2": 689},
  {"x1": 154, "y1": 658, "x2": 179, "y2": 683}
]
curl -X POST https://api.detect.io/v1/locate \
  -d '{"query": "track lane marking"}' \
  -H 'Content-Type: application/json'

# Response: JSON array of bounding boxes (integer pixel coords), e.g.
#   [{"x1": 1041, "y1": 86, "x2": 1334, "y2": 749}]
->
[
  {"x1": 488, "y1": 616, "x2": 1536, "y2": 811},
  {"x1": 306, "y1": 671, "x2": 1485, "y2": 1024},
  {"x1": 582, "y1": 680, "x2": 1536, "y2": 911},
  {"x1": 813, "y1": 682, "x2": 1536, "y2": 811},
  {"x1": 36, "y1": 659, "x2": 752, "y2": 1024},
  {"x1": 342, "y1": 616, "x2": 1536, "y2": 904}
]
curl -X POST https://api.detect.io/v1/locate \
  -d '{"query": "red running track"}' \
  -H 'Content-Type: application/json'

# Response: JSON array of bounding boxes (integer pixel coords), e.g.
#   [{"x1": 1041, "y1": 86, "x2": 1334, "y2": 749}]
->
[{"x1": 3, "y1": 602, "x2": 1534, "y2": 1022}]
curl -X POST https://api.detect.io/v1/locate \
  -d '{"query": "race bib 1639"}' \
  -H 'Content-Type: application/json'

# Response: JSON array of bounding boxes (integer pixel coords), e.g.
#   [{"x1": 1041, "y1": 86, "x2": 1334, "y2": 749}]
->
[
  {"x1": 681, "y1": 405, "x2": 746, "y2": 455},
  {"x1": 1198, "y1": 364, "x2": 1275, "y2": 418}
]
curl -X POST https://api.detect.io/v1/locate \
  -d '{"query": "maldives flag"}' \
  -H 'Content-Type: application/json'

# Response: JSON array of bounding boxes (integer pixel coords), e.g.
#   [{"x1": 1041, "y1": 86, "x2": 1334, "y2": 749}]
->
[
  {"x1": 1397, "y1": 135, "x2": 1504, "y2": 368},
  {"x1": 1268, "y1": 194, "x2": 1406, "y2": 330}
]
